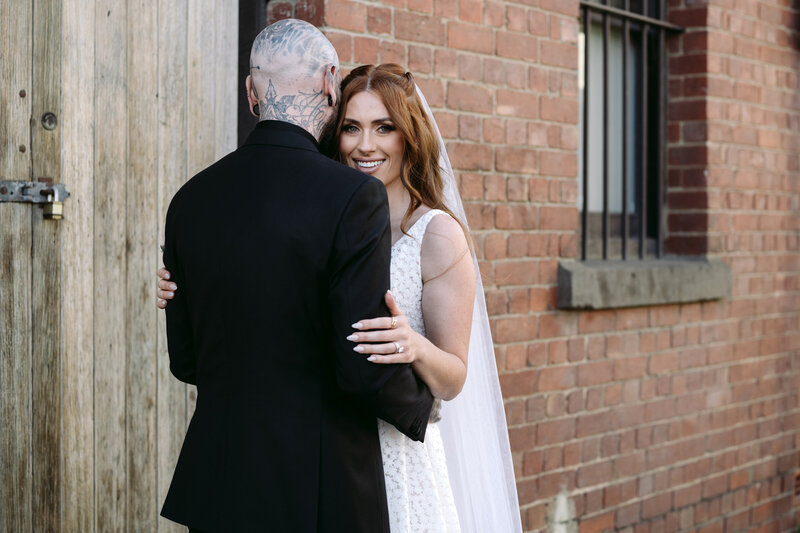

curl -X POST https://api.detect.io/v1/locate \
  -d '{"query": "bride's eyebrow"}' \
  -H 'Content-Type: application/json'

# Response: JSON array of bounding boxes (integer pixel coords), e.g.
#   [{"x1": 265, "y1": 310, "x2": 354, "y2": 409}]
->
[{"x1": 342, "y1": 117, "x2": 394, "y2": 125}]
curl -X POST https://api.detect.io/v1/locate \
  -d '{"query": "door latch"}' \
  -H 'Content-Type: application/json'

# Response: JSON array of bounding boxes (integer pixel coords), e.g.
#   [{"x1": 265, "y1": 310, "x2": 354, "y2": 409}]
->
[{"x1": 0, "y1": 178, "x2": 71, "y2": 220}]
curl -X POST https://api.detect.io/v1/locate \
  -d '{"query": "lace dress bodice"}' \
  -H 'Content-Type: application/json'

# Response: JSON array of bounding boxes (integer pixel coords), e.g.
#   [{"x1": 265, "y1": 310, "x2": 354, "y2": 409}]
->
[
  {"x1": 378, "y1": 208, "x2": 460, "y2": 533},
  {"x1": 389, "y1": 209, "x2": 445, "y2": 422}
]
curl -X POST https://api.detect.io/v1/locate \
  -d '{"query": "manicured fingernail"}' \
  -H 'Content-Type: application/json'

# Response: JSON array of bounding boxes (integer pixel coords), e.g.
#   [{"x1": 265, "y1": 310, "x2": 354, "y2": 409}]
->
[
  {"x1": 353, "y1": 346, "x2": 364, "y2": 353},
  {"x1": 164, "y1": 272, "x2": 170, "y2": 279},
  {"x1": 346, "y1": 334, "x2": 358, "y2": 341},
  {"x1": 367, "y1": 356, "x2": 376, "y2": 362},
  {"x1": 167, "y1": 292, "x2": 174, "y2": 298},
  {"x1": 351, "y1": 322, "x2": 363, "y2": 329},
  {"x1": 170, "y1": 284, "x2": 177, "y2": 290}
]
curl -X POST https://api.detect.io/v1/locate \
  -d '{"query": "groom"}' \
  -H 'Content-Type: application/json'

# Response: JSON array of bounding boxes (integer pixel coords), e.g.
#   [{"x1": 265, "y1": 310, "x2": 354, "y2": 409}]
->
[{"x1": 160, "y1": 20, "x2": 433, "y2": 532}]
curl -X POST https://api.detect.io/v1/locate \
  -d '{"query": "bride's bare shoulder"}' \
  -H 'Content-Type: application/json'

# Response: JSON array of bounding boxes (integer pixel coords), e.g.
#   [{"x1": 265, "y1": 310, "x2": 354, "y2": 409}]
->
[{"x1": 420, "y1": 212, "x2": 471, "y2": 283}]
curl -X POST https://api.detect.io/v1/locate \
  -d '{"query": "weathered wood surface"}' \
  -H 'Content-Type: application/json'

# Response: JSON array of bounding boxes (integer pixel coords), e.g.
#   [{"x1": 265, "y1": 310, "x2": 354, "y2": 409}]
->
[
  {"x1": 156, "y1": 0, "x2": 191, "y2": 529},
  {"x1": 30, "y1": 0, "x2": 63, "y2": 530},
  {"x1": 60, "y1": 0, "x2": 96, "y2": 529},
  {"x1": 0, "y1": 1, "x2": 33, "y2": 532},
  {"x1": 216, "y1": 0, "x2": 239, "y2": 159},
  {"x1": 94, "y1": 1, "x2": 129, "y2": 530},
  {"x1": 127, "y1": 0, "x2": 159, "y2": 529},
  {"x1": 2, "y1": 1, "x2": 238, "y2": 530}
]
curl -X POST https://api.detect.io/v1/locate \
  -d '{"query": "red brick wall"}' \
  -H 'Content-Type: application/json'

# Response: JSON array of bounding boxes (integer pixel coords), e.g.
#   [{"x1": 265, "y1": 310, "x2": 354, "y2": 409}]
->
[{"x1": 269, "y1": 0, "x2": 800, "y2": 530}]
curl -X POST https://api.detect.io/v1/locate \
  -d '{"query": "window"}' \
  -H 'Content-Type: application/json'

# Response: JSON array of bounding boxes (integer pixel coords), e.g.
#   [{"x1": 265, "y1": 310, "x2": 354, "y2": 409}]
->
[{"x1": 577, "y1": 0, "x2": 682, "y2": 260}]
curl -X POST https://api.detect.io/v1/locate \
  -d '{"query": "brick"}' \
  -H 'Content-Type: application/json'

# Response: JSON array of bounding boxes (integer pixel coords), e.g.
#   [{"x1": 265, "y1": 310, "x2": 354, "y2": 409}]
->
[
  {"x1": 457, "y1": 53, "x2": 483, "y2": 82},
  {"x1": 540, "y1": 96, "x2": 578, "y2": 123},
  {"x1": 540, "y1": 151, "x2": 577, "y2": 177},
  {"x1": 642, "y1": 493, "x2": 672, "y2": 519},
  {"x1": 407, "y1": 0, "x2": 432, "y2": 13},
  {"x1": 576, "y1": 411, "x2": 617, "y2": 438},
  {"x1": 497, "y1": 89, "x2": 539, "y2": 118},
  {"x1": 506, "y1": 5, "x2": 527, "y2": 32},
  {"x1": 577, "y1": 462, "x2": 613, "y2": 488},
  {"x1": 267, "y1": 2, "x2": 293, "y2": 23},
  {"x1": 495, "y1": 205, "x2": 538, "y2": 230},
  {"x1": 367, "y1": 6, "x2": 392, "y2": 35},
  {"x1": 539, "y1": 365, "x2": 575, "y2": 391},
  {"x1": 497, "y1": 31, "x2": 539, "y2": 62},
  {"x1": 541, "y1": 40, "x2": 578, "y2": 69},
  {"x1": 353, "y1": 36, "x2": 379, "y2": 64},
  {"x1": 458, "y1": 0, "x2": 482, "y2": 22},
  {"x1": 379, "y1": 40, "x2": 406, "y2": 65},
  {"x1": 326, "y1": 32, "x2": 353, "y2": 63},
  {"x1": 295, "y1": 0, "x2": 324, "y2": 25},
  {"x1": 496, "y1": 147, "x2": 538, "y2": 174},
  {"x1": 508, "y1": 424, "x2": 537, "y2": 452},
  {"x1": 326, "y1": 0, "x2": 366, "y2": 32},
  {"x1": 483, "y1": 118, "x2": 506, "y2": 143},
  {"x1": 434, "y1": 49, "x2": 458, "y2": 78},
  {"x1": 616, "y1": 502, "x2": 641, "y2": 528},
  {"x1": 540, "y1": 206, "x2": 576, "y2": 230},
  {"x1": 447, "y1": 82, "x2": 493, "y2": 113},
  {"x1": 536, "y1": 417, "x2": 576, "y2": 445},
  {"x1": 495, "y1": 260, "x2": 538, "y2": 286},
  {"x1": 499, "y1": 369, "x2": 538, "y2": 397},
  {"x1": 446, "y1": 142, "x2": 492, "y2": 170},
  {"x1": 408, "y1": 45, "x2": 433, "y2": 74},
  {"x1": 577, "y1": 361, "x2": 613, "y2": 386},
  {"x1": 492, "y1": 315, "x2": 537, "y2": 343},
  {"x1": 580, "y1": 512, "x2": 614, "y2": 533},
  {"x1": 395, "y1": 11, "x2": 444, "y2": 45},
  {"x1": 447, "y1": 22, "x2": 494, "y2": 54}
]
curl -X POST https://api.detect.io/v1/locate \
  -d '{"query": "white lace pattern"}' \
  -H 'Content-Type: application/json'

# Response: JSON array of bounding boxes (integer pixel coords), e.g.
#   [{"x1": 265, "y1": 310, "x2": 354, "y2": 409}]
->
[{"x1": 377, "y1": 209, "x2": 461, "y2": 533}]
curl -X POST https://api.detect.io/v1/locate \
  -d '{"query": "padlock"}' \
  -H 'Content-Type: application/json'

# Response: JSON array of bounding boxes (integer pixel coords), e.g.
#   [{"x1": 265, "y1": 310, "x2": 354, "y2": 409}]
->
[{"x1": 43, "y1": 189, "x2": 63, "y2": 220}]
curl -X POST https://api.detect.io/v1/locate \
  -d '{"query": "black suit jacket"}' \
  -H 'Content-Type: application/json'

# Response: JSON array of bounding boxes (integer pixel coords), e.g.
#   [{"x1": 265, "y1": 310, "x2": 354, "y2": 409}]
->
[{"x1": 160, "y1": 121, "x2": 434, "y2": 532}]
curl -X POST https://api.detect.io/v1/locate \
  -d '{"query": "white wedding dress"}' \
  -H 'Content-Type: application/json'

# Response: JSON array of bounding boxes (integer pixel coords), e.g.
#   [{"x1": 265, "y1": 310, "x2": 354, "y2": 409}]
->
[{"x1": 377, "y1": 208, "x2": 462, "y2": 533}]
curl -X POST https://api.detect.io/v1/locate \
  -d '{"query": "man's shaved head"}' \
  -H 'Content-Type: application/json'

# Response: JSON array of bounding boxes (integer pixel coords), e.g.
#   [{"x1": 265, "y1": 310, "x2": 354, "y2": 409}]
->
[{"x1": 246, "y1": 19, "x2": 341, "y2": 140}]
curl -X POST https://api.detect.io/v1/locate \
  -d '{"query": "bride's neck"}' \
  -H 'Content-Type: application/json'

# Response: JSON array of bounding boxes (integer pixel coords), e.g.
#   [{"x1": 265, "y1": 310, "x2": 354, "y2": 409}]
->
[{"x1": 386, "y1": 180, "x2": 412, "y2": 224}]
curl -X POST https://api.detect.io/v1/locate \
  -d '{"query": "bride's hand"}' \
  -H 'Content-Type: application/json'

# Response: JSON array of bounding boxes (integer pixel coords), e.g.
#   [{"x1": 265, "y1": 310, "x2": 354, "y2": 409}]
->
[
  {"x1": 347, "y1": 291, "x2": 420, "y2": 364},
  {"x1": 157, "y1": 267, "x2": 177, "y2": 309}
]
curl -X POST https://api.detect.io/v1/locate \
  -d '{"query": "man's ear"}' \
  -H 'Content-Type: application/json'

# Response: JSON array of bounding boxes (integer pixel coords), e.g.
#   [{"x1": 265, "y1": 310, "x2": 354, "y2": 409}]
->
[
  {"x1": 245, "y1": 75, "x2": 259, "y2": 117},
  {"x1": 323, "y1": 65, "x2": 338, "y2": 108}
]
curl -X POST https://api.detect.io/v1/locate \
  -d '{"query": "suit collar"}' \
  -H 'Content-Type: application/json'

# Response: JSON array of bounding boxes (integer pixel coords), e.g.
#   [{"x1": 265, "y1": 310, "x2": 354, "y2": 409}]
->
[{"x1": 243, "y1": 120, "x2": 320, "y2": 152}]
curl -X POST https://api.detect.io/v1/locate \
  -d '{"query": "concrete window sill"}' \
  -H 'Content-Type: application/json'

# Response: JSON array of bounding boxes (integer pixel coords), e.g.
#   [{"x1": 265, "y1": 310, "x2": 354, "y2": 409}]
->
[{"x1": 557, "y1": 257, "x2": 732, "y2": 310}]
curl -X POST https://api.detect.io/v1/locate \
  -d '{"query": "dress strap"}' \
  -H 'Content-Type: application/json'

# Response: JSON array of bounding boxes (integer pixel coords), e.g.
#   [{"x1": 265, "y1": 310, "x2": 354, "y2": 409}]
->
[{"x1": 407, "y1": 209, "x2": 447, "y2": 242}]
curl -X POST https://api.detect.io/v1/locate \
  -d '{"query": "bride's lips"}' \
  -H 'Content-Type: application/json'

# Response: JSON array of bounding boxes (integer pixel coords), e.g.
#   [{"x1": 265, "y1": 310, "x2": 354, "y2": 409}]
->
[{"x1": 354, "y1": 159, "x2": 385, "y2": 174}]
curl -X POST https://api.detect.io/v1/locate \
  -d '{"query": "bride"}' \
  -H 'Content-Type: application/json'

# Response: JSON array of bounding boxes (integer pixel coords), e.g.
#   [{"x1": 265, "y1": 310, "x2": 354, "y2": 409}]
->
[{"x1": 158, "y1": 63, "x2": 522, "y2": 533}]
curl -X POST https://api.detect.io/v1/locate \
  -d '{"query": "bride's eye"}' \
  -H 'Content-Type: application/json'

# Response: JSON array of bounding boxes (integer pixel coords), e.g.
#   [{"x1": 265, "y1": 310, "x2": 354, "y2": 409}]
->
[
  {"x1": 377, "y1": 124, "x2": 395, "y2": 134},
  {"x1": 342, "y1": 124, "x2": 359, "y2": 134}
]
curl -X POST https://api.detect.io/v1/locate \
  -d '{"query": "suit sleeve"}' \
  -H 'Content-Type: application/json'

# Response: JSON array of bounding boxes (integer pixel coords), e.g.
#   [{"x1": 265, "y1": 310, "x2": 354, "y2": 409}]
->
[
  {"x1": 163, "y1": 199, "x2": 197, "y2": 385},
  {"x1": 329, "y1": 178, "x2": 434, "y2": 442}
]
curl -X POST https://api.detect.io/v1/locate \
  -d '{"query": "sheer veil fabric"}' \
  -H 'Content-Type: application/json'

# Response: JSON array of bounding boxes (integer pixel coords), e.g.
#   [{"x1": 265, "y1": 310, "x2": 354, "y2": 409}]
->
[{"x1": 415, "y1": 86, "x2": 523, "y2": 533}]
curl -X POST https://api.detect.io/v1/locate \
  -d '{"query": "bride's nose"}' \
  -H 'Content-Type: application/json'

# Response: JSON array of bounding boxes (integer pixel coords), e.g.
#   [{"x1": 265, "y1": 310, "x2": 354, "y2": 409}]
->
[{"x1": 357, "y1": 132, "x2": 375, "y2": 153}]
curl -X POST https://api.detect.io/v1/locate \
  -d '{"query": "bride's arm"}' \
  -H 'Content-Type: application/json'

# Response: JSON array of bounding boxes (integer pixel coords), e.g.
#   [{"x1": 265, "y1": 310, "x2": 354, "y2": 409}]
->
[
  {"x1": 350, "y1": 214, "x2": 474, "y2": 400},
  {"x1": 414, "y1": 214, "x2": 474, "y2": 399}
]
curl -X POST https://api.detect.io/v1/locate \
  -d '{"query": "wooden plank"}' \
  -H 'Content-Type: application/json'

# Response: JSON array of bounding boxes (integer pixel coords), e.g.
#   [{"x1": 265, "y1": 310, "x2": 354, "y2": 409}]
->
[
  {"x1": 126, "y1": 0, "x2": 159, "y2": 529},
  {"x1": 94, "y1": 0, "x2": 128, "y2": 530},
  {"x1": 30, "y1": 0, "x2": 63, "y2": 530},
  {"x1": 60, "y1": 0, "x2": 96, "y2": 528},
  {"x1": 215, "y1": 0, "x2": 239, "y2": 158},
  {"x1": 0, "y1": 1, "x2": 33, "y2": 531},
  {"x1": 184, "y1": 0, "x2": 217, "y2": 421},
  {"x1": 156, "y1": 0, "x2": 189, "y2": 529}
]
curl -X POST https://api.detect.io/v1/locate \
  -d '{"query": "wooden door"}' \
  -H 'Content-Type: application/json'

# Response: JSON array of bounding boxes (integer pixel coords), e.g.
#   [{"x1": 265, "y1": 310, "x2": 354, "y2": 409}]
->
[
  {"x1": 1, "y1": 1, "x2": 62, "y2": 530},
  {"x1": 0, "y1": 1, "x2": 237, "y2": 531}
]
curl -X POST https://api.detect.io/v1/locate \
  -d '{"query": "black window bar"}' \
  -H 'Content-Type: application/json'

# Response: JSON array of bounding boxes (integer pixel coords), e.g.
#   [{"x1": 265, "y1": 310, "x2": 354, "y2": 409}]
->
[{"x1": 579, "y1": 0, "x2": 683, "y2": 261}]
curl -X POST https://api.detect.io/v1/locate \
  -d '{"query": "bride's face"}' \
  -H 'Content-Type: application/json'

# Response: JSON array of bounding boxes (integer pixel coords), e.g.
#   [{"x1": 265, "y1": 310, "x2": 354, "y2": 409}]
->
[{"x1": 339, "y1": 91, "x2": 405, "y2": 187}]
